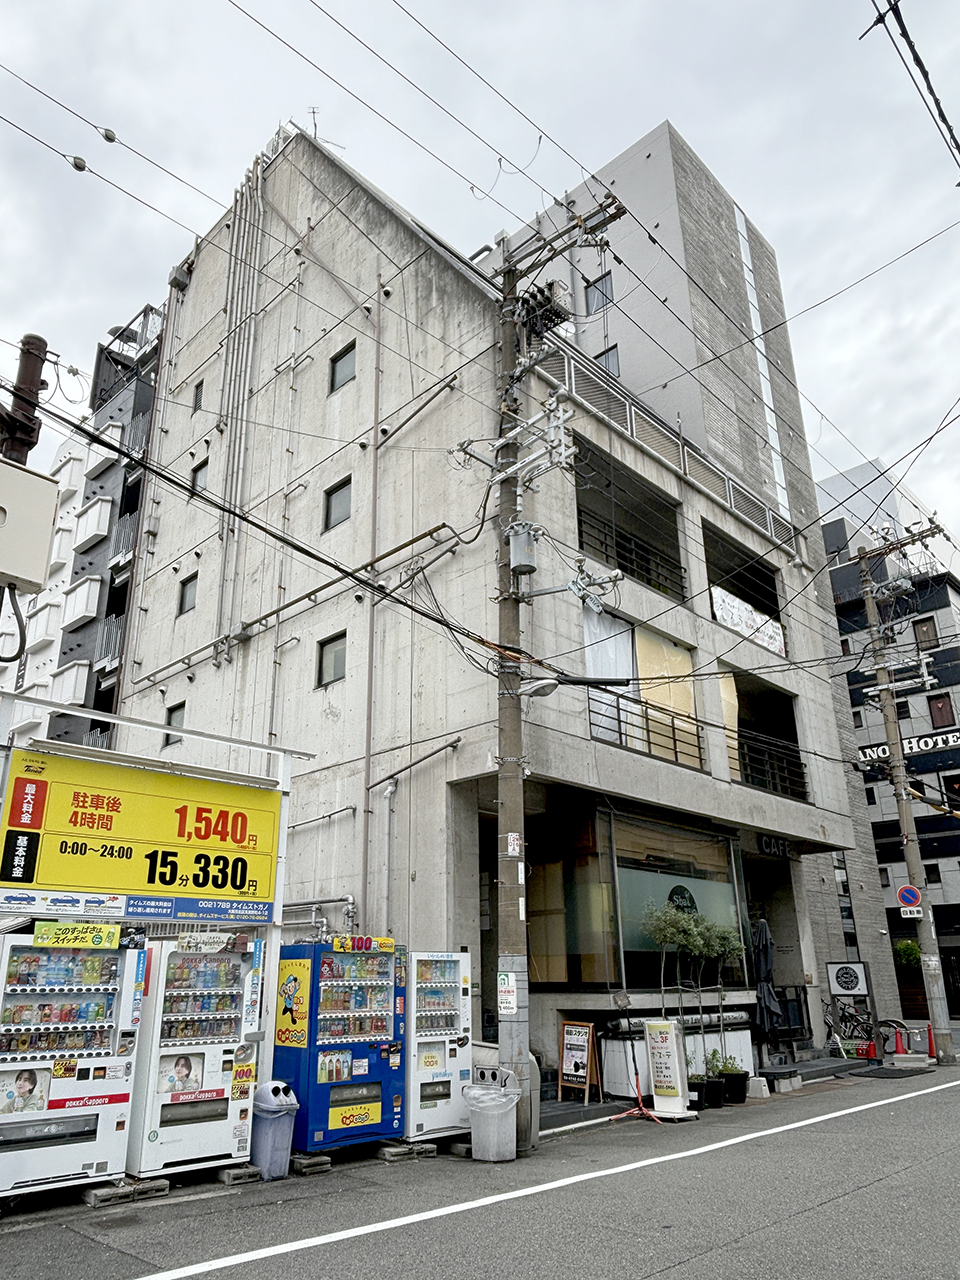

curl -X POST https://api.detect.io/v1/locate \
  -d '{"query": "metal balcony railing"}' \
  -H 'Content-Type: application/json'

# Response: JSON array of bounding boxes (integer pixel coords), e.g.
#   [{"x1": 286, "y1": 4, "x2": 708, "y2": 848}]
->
[
  {"x1": 111, "y1": 511, "x2": 138, "y2": 559},
  {"x1": 578, "y1": 507, "x2": 685, "y2": 600},
  {"x1": 122, "y1": 411, "x2": 150, "y2": 459},
  {"x1": 728, "y1": 726, "x2": 808, "y2": 802},
  {"x1": 82, "y1": 727, "x2": 112, "y2": 750},
  {"x1": 588, "y1": 688, "x2": 704, "y2": 769},
  {"x1": 94, "y1": 614, "x2": 124, "y2": 665}
]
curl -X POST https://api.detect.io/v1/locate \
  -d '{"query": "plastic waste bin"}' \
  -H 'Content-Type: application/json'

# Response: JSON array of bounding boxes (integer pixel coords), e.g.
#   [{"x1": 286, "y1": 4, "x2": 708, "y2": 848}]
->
[
  {"x1": 463, "y1": 1067, "x2": 521, "y2": 1162},
  {"x1": 251, "y1": 1081, "x2": 299, "y2": 1180}
]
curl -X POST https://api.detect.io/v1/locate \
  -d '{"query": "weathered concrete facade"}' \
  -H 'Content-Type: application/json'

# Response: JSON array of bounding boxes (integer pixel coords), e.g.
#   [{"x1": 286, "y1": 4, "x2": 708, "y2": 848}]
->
[{"x1": 113, "y1": 122, "x2": 897, "y2": 1069}]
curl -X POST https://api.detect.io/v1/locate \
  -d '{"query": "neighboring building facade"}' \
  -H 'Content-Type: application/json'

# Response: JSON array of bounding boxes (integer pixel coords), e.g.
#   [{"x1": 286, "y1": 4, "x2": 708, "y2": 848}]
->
[
  {"x1": 0, "y1": 305, "x2": 162, "y2": 748},
  {"x1": 105, "y1": 121, "x2": 897, "y2": 1070},
  {"x1": 822, "y1": 462, "x2": 960, "y2": 1016}
]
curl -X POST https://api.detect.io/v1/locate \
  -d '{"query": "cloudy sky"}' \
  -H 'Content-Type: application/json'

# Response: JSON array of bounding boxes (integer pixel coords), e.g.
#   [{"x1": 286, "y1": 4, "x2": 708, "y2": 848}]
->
[{"x1": 2, "y1": 1, "x2": 959, "y2": 533}]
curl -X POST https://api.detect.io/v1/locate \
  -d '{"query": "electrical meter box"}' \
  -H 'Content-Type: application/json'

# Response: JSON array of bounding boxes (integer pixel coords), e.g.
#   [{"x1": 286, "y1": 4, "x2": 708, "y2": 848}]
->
[{"x1": 0, "y1": 458, "x2": 59, "y2": 594}]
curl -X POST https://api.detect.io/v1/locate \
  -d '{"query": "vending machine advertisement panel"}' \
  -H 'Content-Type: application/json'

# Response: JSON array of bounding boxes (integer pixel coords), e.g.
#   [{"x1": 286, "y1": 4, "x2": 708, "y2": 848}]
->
[
  {"x1": 0, "y1": 923, "x2": 144, "y2": 1197},
  {"x1": 125, "y1": 933, "x2": 264, "y2": 1176},
  {"x1": 405, "y1": 951, "x2": 471, "y2": 1141},
  {"x1": 274, "y1": 938, "x2": 405, "y2": 1152}
]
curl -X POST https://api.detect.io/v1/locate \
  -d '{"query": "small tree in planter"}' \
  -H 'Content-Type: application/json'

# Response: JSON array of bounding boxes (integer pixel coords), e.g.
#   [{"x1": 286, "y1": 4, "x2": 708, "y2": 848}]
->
[{"x1": 642, "y1": 900, "x2": 703, "y2": 1021}]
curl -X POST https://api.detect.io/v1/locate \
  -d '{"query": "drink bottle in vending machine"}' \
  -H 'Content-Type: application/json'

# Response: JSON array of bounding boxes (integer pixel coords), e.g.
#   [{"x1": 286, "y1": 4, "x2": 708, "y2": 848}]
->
[
  {"x1": 0, "y1": 930, "x2": 144, "y2": 1198},
  {"x1": 405, "y1": 951, "x2": 472, "y2": 1141},
  {"x1": 125, "y1": 935, "x2": 265, "y2": 1176},
  {"x1": 273, "y1": 938, "x2": 406, "y2": 1152}
]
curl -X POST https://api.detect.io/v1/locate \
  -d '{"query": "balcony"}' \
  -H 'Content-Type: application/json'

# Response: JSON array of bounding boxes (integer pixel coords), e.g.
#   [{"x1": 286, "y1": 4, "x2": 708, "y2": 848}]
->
[
  {"x1": 122, "y1": 411, "x2": 150, "y2": 460},
  {"x1": 94, "y1": 614, "x2": 124, "y2": 666},
  {"x1": 73, "y1": 496, "x2": 113, "y2": 552},
  {"x1": 110, "y1": 511, "x2": 138, "y2": 561},
  {"x1": 82, "y1": 727, "x2": 113, "y2": 750},
  {"x1": 50, "y1": 661, "x2": 90, "y2": 706},
  {"x1": 578, "y1": 508, "x2": 685, "y2": 600},
  {"x1": 62, "y1": 575, "x2": 102, "y2": 631},
  {"x1": 588, "y1": 688, "x2": 704, "y2": 769},
  {"x1": 85, "y1": 421, "x2": 122, "y2": 478},
  {"x1": 728, "y1": 726, "x2": 808, "y2": 802},
  {"x1": 24, "y1": 601, "x2": 61, "y2": 653}
]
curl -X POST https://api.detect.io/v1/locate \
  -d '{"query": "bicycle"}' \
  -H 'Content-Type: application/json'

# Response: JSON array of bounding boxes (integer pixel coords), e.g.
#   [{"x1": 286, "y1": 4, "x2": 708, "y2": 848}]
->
[{"x1": 822, "y1": 999, "x2": 908, "y2": 1054}]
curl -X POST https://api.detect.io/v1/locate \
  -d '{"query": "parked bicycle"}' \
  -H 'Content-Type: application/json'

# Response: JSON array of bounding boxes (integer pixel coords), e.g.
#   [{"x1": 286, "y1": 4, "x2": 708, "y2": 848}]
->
[{"x1": 822, "y1": 998, "x2": 908, "y2": 1053}]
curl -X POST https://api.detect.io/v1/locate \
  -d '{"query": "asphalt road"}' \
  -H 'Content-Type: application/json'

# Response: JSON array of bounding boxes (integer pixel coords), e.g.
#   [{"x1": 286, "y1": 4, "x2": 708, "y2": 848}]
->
[{"x1": 3, "y1": 1069, "x2": 959, "y2": 1280}]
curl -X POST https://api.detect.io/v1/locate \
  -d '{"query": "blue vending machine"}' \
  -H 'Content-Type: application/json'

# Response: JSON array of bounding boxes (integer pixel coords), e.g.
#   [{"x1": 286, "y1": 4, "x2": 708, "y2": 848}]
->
[{"x1": 273, "y1": 937, "x2": 406, "y2": 1152}]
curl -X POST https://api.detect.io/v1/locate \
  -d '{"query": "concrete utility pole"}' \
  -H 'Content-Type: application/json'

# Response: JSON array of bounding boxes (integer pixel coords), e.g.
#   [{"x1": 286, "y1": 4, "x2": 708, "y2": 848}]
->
[
  {"x1": 495, "y1": 261, "x2": 532, "y2": 1148},
  {"x1": 858, "y1": 533, "x2": 956, "y2": 1064},
  {"x1": 492, "y1": 197, "x2": 625, "y2": 1151},
  {"x1": 0, "y1": 334, "x2": 47, "y2": 463}
]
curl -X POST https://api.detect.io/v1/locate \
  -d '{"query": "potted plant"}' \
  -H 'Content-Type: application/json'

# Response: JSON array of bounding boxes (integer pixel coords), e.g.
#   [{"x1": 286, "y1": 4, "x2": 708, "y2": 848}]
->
[
  {"x1": 702, "y1": 1048, "x2": 725, "y2": 1108},
  {"x1": 686, "y1": 1055, "x2": 707, "y2": 1111},
  {"x1": 718, "y1": 1053, "x2": 750, "y2": 1104}
]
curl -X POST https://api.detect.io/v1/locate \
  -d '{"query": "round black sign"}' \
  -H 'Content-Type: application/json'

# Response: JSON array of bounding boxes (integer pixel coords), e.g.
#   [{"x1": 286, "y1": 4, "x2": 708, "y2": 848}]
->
[
  {"x1": 668, "y1": 885, "x2": 698, "y2": 914},
  {"x1": 834, "y1": 965, "x2": 861, "y2": 992}
]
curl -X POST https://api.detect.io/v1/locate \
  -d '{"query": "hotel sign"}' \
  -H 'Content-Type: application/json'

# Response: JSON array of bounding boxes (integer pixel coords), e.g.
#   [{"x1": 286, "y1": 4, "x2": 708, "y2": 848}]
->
[{"x1": 858, "y1": 731, "x2": 960, "y2": 764}]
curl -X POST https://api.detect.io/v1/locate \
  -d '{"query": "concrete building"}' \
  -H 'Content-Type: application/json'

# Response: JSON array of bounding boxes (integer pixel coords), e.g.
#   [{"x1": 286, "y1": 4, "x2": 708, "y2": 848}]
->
[
  {"x1": 107, "y1": 120, "x2": 897, "y2": 1072},
  {"x1": 0, "y1": 306, "x2": 162, "y2": 750},
  {"x1": 822, "y1": 462, "x2": 960, "y2": 1016}
]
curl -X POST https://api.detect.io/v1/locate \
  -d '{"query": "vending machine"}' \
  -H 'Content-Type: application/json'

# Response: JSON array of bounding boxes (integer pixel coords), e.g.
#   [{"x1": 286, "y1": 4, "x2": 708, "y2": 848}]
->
[
  {"x1": 273, "y1": 937, "x2": 406, "y2": 1152},
  {"x1": 0, "y1": 925, "x2": 144, "y2": 1198},
  {"x1": 405, "y1": 951, "x2": 472, "y2": 1141},
  {"x1": 125, "y1": 935, "x2": 265, "y2": 1177}
]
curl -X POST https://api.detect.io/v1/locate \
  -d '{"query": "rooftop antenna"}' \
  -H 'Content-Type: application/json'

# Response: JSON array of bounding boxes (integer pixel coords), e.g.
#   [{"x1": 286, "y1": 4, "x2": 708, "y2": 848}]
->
[{"x1": 309, "y1": 107, "x2": 319, "y2": 139}]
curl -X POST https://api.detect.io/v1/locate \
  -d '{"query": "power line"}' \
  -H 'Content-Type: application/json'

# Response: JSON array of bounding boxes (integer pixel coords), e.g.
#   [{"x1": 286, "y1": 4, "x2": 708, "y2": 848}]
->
[{"x1": 863, "y1": 0, "x2": 960, "y2": 175}]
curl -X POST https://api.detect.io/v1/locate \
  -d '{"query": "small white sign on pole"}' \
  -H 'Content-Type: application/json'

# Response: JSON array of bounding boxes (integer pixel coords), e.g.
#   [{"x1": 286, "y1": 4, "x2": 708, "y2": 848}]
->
[
  {"x1": 497, "y1": 971, "x2": 518, "y2": 1015},
  {"x1": 641, "y1": 1018, "x2": 695, "y2": 1118}
]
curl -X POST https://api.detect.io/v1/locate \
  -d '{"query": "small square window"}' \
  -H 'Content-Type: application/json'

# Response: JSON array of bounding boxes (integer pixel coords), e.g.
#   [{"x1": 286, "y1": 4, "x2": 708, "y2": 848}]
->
[
  {"x1": 595, "y1": 345, "x2": 620, "y2": 377},
  {"x1": 913, "y1": 617, "x2": 938, "y2": 651},
  {"x1": 324, "y1": 478, "x2": 352, "y2": 531},
  {"x1": 192, "y1": 380, "x2": 204, "y2": 415},
  {"x1": 896, "y1": 700, "x2": 910, "y2": 721},
  {"x1": 840, "y1": 637, "x2": 851, "y2": 656},
  {"x1": 852, "y1": 709, "x2": 863, "y2": 729},
  {"x1": 879, "y1": 867, "x2": 890, "y2": 888},
  {"x1": 178, "y1": 572, "x2": 198, "y2": 616},
  {"x1": 585, "y1": 271, "x2": 613, "y2": 315},
  {"x1": 926, "y1": 863, "x2": 942, "y2": 886},
  {"x1": 317, "y1": 632, "x2": 346, "y2": 687},
  {"x1": 191, "y1": 458, "x2": 208, "y2": 493},
  {"x1": 865, "y1": 786, "x2": 876, "y2": 806},
  {"x1": 164, "y1": 702, "x2": 185, "y2": 748},
  {"x1": 330, "y1": 342, "x2": 356, "y2": 392},
  {"x1": 928, "y1": 693, "x2": 955, "y2": 729}
]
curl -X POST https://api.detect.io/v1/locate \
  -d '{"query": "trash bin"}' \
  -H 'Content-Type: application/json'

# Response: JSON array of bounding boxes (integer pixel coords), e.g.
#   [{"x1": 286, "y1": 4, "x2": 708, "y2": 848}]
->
[
  {"x1": 251, "y1": 1081, "x2": 299, "y2": 1180},
  {"x1": 463, "y1": 1067, "x2": 521, "y2": 1162}
]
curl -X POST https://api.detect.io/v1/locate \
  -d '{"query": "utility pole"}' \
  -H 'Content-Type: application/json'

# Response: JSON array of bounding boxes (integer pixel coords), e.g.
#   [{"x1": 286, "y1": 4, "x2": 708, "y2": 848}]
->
[
  {"x1": 493, "y1": 197, "x2": 624, "y2": 1151},
  {"x1": 0, "y1": 334, "x2": 47, "y2": 463},
  {"x1": 858, "y1": 531, "x2": 956, "y2": 1064}
]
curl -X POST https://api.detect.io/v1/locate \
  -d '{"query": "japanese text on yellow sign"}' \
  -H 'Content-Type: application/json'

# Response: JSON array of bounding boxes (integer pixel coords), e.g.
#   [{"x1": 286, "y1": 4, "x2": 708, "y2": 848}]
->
[
  {"x1": 274, "y1": 958, "x2": 311, "y2": 1048},
  {"x1": 34, "y1": 921, "x2": 120, "y2": 949},
  {"x1": 0, "y1": 751, "x2": 281, "y2": 914}
]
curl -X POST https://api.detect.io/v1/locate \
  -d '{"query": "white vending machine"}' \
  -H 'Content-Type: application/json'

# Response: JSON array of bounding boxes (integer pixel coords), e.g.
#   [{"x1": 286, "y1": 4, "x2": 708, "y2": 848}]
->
[
  {"x1": 0, "y1": 928, "x2": 144, "y2": 1198},
  {"x1": 126, "y1": 936, "x2": 264, "y2": 1177},
  {"x1": 405, "y1": 951, "x2": 472, "y2": 1141}
]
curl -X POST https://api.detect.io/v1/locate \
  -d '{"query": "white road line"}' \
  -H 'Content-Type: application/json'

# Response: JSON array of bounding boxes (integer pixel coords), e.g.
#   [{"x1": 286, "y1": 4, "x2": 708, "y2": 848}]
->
[{"x1": 133, "y1": 1078, "x2": 960, "y2": 1280}]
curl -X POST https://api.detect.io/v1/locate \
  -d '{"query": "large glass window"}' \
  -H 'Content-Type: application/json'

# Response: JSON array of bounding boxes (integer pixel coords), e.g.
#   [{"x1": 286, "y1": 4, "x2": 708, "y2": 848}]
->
[{"x1": 614, "y1": 815, "x2": 743, "y2": 990}]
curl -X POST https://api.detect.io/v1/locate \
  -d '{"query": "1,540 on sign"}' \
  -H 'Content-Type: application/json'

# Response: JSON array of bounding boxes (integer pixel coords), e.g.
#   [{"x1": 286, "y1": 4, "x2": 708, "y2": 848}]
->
[{"x1": 174, "y1": 806, "x2": 248, "y2": 844}]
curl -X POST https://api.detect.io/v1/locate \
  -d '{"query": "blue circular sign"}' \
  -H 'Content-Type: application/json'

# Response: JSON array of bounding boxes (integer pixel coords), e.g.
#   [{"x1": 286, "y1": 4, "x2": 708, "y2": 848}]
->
[{"x1": 897, "y1": 885, "x2": 922, "y2": 907}]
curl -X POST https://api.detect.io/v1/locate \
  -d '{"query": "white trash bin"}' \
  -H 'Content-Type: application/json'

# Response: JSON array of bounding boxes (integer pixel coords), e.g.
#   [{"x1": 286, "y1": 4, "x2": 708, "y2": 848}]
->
[
  {"x1": 463, "y1": 1067, "x2": 521, "y2": 1162},
  {"x1": 251, "y1": 1081, "x2": 299, "y2": 1180}
]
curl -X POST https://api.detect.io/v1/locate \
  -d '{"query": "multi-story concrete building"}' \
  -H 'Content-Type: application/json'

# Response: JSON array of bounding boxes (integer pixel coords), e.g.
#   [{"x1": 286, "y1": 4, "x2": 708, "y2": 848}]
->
[
  {"x1": 822, "y1": 462, "x2": 960, "y2": 1015},
  {"x1": 107, "y1": 120, "x2": 897, "y2": 1071},
  {"x1": 0, "y1": 306, "x2": 162, "y2": 750}
]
